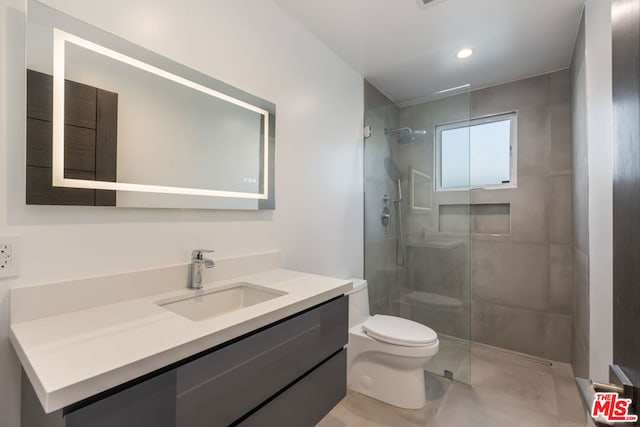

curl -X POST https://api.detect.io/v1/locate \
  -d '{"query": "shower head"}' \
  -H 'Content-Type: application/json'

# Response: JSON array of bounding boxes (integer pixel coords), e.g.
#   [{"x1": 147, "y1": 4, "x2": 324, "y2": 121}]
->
[
  {"x1": 384, "y1": 127, "x2": 428, "y2": 144},
  {"x1": 398, "y1": 130, "x2": 427, "y2": 144}
]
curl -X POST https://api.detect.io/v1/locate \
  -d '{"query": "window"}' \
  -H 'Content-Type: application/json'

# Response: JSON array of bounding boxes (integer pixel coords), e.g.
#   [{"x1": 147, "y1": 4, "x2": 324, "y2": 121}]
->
[{"x1": 435, "y1": 112, "x2": 517, "y2": 190}]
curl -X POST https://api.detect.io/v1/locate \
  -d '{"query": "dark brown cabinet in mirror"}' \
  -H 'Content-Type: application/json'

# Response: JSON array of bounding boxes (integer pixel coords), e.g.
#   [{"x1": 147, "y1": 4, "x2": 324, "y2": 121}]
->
[{"x1": 26, "y1": 69, "x2": 118, "y2": 206}]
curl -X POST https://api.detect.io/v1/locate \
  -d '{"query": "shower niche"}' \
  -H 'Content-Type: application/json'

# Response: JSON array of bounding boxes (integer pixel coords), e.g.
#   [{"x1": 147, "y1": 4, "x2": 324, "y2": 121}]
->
[{"x1": 439, "y1": 203, "x2": 511, "y2": 235}]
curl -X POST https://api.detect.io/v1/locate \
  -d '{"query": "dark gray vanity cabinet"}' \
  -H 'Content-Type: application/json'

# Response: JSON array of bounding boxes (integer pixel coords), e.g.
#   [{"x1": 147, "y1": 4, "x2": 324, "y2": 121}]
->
[
  {"x1": 237, "y1": 349, "x2": 346, "y2": 427},
  {"x1": 65, "y1": 371, "x2": 177, "y2": 427},
  {"x1": 22, "y1": 296, "x2": 348, "y2": 427},
  {"x1": 21, "y1": 368, "x2": 177, "y2": 427},
  {"x1": 176, "y1": 294, "x2": 347, "y2": 426}
]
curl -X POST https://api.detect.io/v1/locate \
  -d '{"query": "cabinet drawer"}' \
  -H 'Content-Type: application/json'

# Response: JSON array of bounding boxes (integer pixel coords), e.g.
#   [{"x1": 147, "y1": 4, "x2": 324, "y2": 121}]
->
[
  {"x1": 64, "y1": 371, "x2": 177, "y2": 427},
  {"x1": 176, "y1": 296, "x2": 347, "y2": 427},
  {"x1": 237, "y1": 349, "x2": 346, "y2": 427}
]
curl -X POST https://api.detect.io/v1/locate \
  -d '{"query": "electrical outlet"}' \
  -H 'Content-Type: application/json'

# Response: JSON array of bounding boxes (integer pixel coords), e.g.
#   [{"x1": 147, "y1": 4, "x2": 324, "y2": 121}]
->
[{"x1": 0, "y1": 237, "x2": 20, "y2": 278}]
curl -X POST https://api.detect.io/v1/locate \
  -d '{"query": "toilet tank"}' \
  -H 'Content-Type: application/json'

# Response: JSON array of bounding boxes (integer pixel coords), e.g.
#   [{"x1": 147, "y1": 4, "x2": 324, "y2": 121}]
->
[{"x1": 347, "y1": 279, "x2": 370, "y2": 328}]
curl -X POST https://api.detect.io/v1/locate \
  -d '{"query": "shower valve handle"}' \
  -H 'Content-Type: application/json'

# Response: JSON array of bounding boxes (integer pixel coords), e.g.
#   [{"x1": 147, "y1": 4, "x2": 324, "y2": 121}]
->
[{"x1": 381, "y1": 206, "x2": 391, "y2": 227}]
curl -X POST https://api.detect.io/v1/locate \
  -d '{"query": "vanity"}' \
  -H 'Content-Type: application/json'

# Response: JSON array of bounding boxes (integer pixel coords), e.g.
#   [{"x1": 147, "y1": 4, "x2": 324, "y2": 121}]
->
[{"x1": 11, "y1": 252, "x2": 351, "y2": 427}]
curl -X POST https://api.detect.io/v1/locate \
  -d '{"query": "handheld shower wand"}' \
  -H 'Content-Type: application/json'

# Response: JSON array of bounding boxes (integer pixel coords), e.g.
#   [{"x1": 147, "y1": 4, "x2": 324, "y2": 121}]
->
[{"x1": 395, "y1": 179, "x2": 406, "y2": 267}]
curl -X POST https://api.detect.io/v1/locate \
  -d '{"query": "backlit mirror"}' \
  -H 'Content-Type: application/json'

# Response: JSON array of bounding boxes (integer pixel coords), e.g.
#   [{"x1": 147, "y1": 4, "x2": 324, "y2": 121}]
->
[{"x1": 26, "y1": 0, "x2": 275, "y2": 209}]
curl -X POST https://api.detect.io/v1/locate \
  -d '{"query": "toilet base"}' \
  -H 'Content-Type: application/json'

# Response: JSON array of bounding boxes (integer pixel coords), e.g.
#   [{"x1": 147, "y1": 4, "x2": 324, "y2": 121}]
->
[{"x1": 347, "y1": 359, "x2": 427, "y2": 409}]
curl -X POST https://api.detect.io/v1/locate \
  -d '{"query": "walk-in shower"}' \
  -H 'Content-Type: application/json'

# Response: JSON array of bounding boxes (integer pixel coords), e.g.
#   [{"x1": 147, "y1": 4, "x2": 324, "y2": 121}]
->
[{"x1": 364, "y1": 82, "x2": 472, "y2": 384}]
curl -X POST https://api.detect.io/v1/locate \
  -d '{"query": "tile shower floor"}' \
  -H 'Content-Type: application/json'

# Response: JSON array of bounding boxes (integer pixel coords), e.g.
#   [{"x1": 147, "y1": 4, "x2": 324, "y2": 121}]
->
[{"x1": 317, "y1": 344, "x2": 588, "y2": 427}]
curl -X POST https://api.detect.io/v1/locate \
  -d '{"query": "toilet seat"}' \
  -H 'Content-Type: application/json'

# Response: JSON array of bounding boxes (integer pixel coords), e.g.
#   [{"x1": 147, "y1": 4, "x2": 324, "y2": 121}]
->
[{"x1": 362, "y1": 315, "x2": 437, "y2": 347}]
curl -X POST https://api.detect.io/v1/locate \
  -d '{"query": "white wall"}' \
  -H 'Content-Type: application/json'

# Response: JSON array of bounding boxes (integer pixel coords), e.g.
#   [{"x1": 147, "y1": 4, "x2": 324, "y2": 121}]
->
[
  {"x1": 0, "y1": 0, "x2": 364, "y2": 425},
  {"x1": 585, "y1": 0, "x2": 613, "y2": 383}
]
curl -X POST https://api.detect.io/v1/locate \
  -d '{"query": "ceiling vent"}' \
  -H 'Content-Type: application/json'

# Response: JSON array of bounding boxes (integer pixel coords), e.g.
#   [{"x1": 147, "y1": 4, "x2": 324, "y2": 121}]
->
[{"x1": 416, "y1": 0, "x2": 446, "y2": 8}]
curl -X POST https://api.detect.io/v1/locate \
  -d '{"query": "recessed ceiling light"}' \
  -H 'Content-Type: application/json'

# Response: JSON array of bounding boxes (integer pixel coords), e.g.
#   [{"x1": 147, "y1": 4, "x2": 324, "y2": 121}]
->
[
  {"x1": 456, "y1": 48, "x2": 474, "y2": 59},
  {"x1": 434, "y1": 84, "x2": 471, "y2": 95}
]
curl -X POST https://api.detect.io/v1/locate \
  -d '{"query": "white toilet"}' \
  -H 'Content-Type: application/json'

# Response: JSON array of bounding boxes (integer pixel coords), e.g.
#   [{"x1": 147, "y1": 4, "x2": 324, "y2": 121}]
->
[{"x1": 346, "y1": 279, "x2": 439, "y2": 409}]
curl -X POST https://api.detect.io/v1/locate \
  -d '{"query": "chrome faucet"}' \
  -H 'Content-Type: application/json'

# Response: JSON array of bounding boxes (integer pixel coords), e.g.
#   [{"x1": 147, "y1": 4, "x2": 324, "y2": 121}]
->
[{"x1": 190, "y1": 249, "x2": 215, "y2": 289}]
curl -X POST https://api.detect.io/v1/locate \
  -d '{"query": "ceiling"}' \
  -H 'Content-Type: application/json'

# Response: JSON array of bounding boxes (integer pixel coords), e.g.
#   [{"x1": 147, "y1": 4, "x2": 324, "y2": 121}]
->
[{"x1": 273, "y1": 0, "x2": 585, "y2": 105}]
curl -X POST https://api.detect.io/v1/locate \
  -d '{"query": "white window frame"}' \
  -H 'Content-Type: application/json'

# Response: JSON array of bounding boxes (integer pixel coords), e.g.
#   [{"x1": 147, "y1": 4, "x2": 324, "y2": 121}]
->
[{"x1": 434, "y1": 111, "x2": 518, "y2": 191}]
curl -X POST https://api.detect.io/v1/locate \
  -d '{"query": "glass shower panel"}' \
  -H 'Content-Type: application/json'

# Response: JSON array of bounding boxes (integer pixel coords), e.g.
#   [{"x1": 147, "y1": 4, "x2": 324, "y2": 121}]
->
[
  {"x1": 364, "y1": 86, "x2": 472, "y2": 384},
  {"x1": 363, "y1": 99, "x2": 405, "y2": 317}
]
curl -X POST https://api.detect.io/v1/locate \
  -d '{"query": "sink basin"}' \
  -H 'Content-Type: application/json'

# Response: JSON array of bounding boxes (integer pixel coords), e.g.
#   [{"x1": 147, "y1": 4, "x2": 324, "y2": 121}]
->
[{"x1": 156, "y1": 283, "x2": 287, "y2": 321}]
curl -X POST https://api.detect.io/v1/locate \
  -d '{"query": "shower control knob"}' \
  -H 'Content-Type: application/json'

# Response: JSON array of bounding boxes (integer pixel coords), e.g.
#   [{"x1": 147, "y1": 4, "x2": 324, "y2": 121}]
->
[{"x1": 381, "y1": 207, "x2": 391, "y2": 227}]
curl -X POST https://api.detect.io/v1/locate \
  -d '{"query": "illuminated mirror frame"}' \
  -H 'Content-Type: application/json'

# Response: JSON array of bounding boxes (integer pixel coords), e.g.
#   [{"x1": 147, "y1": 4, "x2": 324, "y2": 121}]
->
[
  {"x1": 28, "y1": 0, "x2": 276, "y2": 208},
  {"x1": 53, "y1": 29, "x2": 269, "y2": 200}
]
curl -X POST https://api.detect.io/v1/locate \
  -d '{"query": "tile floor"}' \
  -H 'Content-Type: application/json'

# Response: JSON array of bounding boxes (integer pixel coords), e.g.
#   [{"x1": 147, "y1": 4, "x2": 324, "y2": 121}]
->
[{"x1": 317, "y1": 344, "x2": 588, "y2": 427}]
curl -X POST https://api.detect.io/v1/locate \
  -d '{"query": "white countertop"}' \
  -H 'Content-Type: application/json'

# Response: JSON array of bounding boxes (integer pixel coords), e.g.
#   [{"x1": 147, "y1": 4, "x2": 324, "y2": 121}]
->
[{"x1": 10, "y1": 269, "x2": 352, "y2": 413}]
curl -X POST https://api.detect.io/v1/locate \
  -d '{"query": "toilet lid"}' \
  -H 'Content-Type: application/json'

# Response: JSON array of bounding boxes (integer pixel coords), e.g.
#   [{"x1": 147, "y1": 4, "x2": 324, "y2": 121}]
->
[{"x1": 362, "y1": 315, "x2": 438, "y2": 347}]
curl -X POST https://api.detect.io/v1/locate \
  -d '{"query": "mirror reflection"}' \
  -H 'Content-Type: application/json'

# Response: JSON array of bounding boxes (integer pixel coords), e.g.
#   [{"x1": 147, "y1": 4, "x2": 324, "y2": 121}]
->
[{"x1": 26, "y1": 0, "x2": 275, "y2": 209}]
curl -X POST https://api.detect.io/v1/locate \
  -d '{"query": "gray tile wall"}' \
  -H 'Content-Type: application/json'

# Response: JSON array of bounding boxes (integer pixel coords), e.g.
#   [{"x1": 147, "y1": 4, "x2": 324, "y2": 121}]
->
[
  {"x1": 472, "y1": 71, "x2": 574, "y2": 362},
  {"x1": 395, "y1": 71, "x2": 574, "y2": 362},
  {"x1": 570, "y1": 13, "x2": 590, "y2": 378}
]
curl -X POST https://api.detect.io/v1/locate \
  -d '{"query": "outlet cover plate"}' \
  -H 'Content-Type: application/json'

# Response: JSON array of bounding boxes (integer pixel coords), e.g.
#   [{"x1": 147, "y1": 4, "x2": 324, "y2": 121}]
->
[{"x1": 0, "y1": 237, "x2": 20, "y2": 278}]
